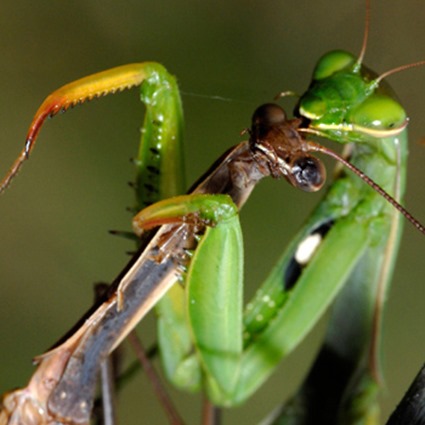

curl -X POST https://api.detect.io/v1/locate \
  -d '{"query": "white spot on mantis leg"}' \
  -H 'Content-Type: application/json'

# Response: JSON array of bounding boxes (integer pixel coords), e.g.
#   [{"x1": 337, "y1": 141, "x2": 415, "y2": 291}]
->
[
  {"x1": 294, "y1": 233, "x2": 322, "y2": 265},
  {"x1": 284, "y1": 220, "x2": 334, "y2": 290}
]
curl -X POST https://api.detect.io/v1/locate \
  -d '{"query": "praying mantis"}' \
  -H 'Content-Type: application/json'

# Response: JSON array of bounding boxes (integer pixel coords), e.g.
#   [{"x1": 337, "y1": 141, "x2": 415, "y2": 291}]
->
[{"x1": 0, "y1": 0, "x2": 424, "y2": 422}]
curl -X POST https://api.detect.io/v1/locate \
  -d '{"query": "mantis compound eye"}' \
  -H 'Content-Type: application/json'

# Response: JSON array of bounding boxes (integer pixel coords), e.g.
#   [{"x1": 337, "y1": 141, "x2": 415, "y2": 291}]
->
[
  {"x1": 312, "y1": 50, "x2": 357, "y2": 80},
  {"x1": 348, "y1": 93, "x2": 407, "y2": 135},
  {"x1": 289, "y1": 155, "x2": 326, "y2": 192}
]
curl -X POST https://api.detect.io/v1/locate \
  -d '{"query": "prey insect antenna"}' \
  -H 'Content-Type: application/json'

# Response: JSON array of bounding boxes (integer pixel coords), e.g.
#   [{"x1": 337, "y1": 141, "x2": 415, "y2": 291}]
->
[{"x1": 307, "y1": 141, "x2": 425, "y2": 235}]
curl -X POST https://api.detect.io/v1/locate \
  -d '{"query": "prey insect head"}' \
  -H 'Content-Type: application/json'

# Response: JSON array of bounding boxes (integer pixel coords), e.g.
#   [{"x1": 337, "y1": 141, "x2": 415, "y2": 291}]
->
[
  {"x1": 250, "y1": 104, "x2": 425, "y2": 235},
  {"x1": 250, "y1": 103, "x2": 326, "y2": 192}
]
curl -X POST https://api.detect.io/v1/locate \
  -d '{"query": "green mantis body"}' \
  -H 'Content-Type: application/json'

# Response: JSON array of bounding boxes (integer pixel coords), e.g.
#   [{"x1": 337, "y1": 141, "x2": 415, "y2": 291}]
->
[{"x1": 1, "y1": 1, "x2": 424, "y2": 424}]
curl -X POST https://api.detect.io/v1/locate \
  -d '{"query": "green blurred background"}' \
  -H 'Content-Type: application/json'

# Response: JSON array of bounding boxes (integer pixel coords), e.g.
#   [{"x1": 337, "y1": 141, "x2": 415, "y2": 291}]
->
[{"x1": 0, "y1": 0, "x2": 424, "y2": 423}]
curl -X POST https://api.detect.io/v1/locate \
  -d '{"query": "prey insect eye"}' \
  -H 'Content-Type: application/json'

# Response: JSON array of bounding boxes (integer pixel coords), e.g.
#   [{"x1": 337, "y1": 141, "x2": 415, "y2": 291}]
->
[
  {"x1": 250, "y1": 103, "x2": 288, "y2": 148},
  {"x1": 290, "y1": 156, "x2": 326, "y2": 192},
  {"x1": 252, "y1": 103, "x2": 286, "y2": 128}
]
